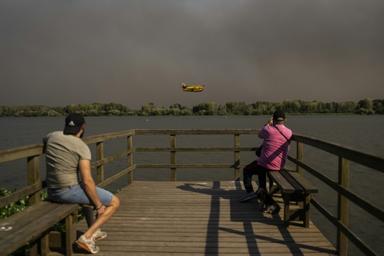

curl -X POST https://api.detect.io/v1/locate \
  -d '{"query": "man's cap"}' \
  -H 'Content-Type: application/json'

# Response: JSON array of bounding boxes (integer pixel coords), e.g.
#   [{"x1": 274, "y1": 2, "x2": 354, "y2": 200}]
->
[
  {"x1": 273, "y1": 110, "x2": 286, "y2": 122},
  {"x1": 63, "y1": 113, "x2": 85, "y2": 135}
]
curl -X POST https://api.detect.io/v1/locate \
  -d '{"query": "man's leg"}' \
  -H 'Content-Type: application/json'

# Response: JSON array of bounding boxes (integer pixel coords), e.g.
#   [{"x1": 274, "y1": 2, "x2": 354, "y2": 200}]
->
[
  {"x1": 82, "y1": 205, "x2": 95, "y2": 227},
  {"x1": 241, "y1": 161, "x2": 263, "y2": 202},
  {"x1": 249, "y1": 166, "x2": 268, "y2": 208},
  {"x1": 83, "y1": 195, "x2": 120, "y2": 239},
  {"x1": 261, "y1": 170, "x2": 280, "y2": 214},
  {"x1": 256, "y1": 166, "x2": 267, "y2": 191},
  {"x1": 49, "y1": 185, "x2": 120, "y2": 238},
  {"x1": 243, "y1": 160, "x2": 258, "y2": 193}
]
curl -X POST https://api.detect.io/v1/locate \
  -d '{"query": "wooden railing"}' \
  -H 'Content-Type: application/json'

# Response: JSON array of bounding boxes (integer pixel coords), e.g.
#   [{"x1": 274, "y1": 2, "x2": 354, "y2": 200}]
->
[
  {"x1": 134, "y1": 129, "x2": 261, "y2": 180},
  {"x1": 0, "y1": 130, "x2": 135, "y2": 210},
  {"x1": 0, "y1": 144, "x2": 43, "y2": 208},
  {"x1": 1, "y1": 128, "x2": 383, "y2": 256},
  {"x1": 135, "y1": 129, "x2": 384, "y2": 256},
  {"x1": 289, "y1": 135, "x2": 384, "y2": 256},
  {"x1": 84, "y1": 129, "x2": 136, "y2": 188}
]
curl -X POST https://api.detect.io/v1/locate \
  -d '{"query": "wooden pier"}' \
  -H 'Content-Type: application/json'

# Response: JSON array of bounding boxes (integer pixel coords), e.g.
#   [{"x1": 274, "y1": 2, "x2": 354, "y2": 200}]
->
[
  {"x1": 1, "y1": 129, "x2": 383, "y2": 256},
  {"x1": 74, "y1": 181, "x2": 335, "y2": 255}
]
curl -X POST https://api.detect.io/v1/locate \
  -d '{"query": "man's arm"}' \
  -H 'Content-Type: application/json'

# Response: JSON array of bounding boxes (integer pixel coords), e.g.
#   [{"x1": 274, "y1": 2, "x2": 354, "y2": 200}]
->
[
  {"x1": 258, "y1": 129, "x2": 265, "y2": 139},
  {"x1": 79, "y1": 159, "x2": 103, "y2": 210},
  {"x1": 258, "y1": 119, "x2": 272, "y2": 139}
]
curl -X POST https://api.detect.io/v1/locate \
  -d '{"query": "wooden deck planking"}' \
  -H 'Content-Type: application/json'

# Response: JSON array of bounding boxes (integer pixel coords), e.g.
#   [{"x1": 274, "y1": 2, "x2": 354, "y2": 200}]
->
[{"x1": 74, "y1": 181, "x2": 336, "y2": 255}]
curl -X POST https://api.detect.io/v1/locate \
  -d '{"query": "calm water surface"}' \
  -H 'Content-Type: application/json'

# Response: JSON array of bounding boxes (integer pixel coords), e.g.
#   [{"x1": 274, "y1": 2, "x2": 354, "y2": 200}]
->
[
  {"x1": 0, "y1": 115, "x2": 383, "y2": 255},
  {"x1": 1, "y1": 115, "x2": 383, "y2": 155}
]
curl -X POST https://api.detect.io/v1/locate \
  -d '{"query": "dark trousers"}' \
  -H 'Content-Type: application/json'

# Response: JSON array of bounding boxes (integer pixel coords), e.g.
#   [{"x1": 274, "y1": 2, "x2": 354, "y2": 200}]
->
[{"x1": 243, "y1": 160, "x2": 275, "y2": 205}]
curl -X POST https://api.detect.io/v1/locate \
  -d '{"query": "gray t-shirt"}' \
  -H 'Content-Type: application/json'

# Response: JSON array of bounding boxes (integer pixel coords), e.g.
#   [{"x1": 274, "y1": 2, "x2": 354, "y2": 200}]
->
[{"x1": 44, "y1": 131, "x2": 91, "y2": 188}]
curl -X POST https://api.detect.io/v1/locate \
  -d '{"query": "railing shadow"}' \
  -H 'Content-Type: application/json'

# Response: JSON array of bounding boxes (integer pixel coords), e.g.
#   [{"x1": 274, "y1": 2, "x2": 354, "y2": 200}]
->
[
  {"x1": 205, "y1": 181, "x2": 220, "y2": 255},
  {"x1": 234, "y1": 180, "x2": 260, "y2": 255},
  {"x1": 177, "y1": 181, "x2": 336, "y2": 255},
  {"x1": 178, "y1": 181, "x2": 264, "y2": 255}
]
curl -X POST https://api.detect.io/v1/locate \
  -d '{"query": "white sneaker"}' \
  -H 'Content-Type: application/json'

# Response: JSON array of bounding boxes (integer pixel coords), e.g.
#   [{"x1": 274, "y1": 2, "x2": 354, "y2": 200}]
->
[
  {"x1": 92, "y1": 229, "x2": 108, "y2": 241},
  {"x1": 75, "y1": 234, "x2": 100, "y2": 254}
]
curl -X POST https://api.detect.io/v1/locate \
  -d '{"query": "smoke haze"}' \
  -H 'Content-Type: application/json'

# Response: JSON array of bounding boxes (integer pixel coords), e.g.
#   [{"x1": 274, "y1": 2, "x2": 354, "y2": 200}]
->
[{"x1": 1, "y1": 0, "x2": 383, "y2": 107}]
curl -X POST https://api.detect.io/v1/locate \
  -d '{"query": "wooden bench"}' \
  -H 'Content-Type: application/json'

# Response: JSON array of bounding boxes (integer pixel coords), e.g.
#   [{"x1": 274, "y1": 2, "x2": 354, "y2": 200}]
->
[
  {"x1": 0, "y1": 201, "x2": 79, "y2": 256},
  {"x1": 268, "y1": 169, "x2": 318, "y2": 227}
]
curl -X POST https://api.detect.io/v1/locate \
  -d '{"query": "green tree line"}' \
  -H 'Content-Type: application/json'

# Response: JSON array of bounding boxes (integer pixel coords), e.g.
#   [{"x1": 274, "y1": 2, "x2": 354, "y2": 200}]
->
[{"x1": 0, "y1": 99, "x2": 383, "y2": 117}]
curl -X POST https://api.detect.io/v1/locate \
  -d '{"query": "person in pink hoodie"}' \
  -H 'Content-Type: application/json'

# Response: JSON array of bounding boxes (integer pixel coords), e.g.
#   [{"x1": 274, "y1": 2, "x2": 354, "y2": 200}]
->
[{"x1": 240, "y1": 110, "x2": 292, "y2": 214}]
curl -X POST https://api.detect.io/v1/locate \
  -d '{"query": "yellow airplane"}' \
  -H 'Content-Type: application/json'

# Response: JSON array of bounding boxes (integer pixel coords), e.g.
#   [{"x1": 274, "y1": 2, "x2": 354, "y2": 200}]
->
[{"x1": 181, "y1": 83, "x2": 205, "y2": 92}]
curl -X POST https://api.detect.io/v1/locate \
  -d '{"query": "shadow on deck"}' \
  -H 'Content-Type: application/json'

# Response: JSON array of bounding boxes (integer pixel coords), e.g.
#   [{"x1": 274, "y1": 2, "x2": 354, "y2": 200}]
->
[{"x1": 74, "y1": 181, "x2": 336, "y2": 256}]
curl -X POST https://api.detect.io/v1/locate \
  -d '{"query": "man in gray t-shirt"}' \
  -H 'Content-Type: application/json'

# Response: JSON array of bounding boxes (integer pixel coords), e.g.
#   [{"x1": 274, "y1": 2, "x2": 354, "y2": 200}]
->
[
  {"x1": 44, "y1": 113, "x2": 120, "y2": 254},
  {"x1": 44, "y1": 130, "x2": 91, "y2": 188}
]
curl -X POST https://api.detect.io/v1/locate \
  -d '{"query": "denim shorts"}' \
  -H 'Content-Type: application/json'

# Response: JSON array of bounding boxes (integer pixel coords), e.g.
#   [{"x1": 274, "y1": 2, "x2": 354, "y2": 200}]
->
[{"x1": 47, "y1": 184, "x2": 114, "y2": 206}]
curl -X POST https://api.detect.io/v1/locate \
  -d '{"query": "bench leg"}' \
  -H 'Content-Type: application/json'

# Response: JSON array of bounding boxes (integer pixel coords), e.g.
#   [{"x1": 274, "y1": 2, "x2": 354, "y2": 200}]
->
[
  {"x1": 40, "y1": 233, "x2": 50, "y2": 256},
  {"x1": 65, "y1": 214, "x2": 75, "y2": 256},
  {"x1": 267, "y1": 173, "x2": 274, "y2": 192},
  {"x1": 303, "y1": 194, "x2": 311, "y2": 228},
  {"x1": 283, "y1": 195, "x2": 290, "y2": 225},
  {"x1": 27, "y1": 244, "x2": 38, "y2": 256}
]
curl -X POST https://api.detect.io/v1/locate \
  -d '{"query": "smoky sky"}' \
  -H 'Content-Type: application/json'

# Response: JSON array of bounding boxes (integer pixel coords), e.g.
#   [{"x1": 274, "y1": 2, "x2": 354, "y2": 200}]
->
[{"x1": 0, "y1": 0, "x2": 384, "y2": 107}]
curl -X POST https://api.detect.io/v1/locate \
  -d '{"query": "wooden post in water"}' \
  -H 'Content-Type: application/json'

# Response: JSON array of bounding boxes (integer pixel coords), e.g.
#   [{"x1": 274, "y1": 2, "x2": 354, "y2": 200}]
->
[
  {"x1": 234, "y1": 133, "x2": 240, "y2": 180},
  {"x1": 96, "y1": 141, "x2": 105, "y2": 183},
  {"x1": 337, "y1": 157, "x2": 350, "y2": 256},
  {"x1": 296, "y1": 141, "x2": 303, "y2": 174},
  {"x1": 170, "y1": 134, "x2": 176, "y2": 181},
  {"x1": 127, "y1": 135, "x2": 134, "y2": 184},
  {"x1": 27, "y1": 155, "x2": 40, "y2": 204}
]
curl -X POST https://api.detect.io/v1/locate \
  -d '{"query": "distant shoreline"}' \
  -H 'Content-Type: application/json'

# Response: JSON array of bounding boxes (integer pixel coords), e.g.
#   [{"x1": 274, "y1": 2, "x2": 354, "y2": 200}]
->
[
  {"x1": 0, "y1": 113, "x2": 379, "y2": 118},
  {"x1": 0, "y1": 99, "x2": 382, "y2": 117}
]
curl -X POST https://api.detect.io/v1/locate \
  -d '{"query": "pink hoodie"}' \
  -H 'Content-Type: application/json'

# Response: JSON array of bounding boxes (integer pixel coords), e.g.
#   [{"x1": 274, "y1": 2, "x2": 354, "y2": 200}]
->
[{"x1": 257, "y1": 124, "x2": 292, "y2": 170}]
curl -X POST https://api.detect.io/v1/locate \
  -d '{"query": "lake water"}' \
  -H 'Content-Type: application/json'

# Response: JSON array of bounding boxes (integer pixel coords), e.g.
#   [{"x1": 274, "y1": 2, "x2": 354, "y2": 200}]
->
[{"x1": 0, "y1": 115, "x2": 383, "y2": 255}]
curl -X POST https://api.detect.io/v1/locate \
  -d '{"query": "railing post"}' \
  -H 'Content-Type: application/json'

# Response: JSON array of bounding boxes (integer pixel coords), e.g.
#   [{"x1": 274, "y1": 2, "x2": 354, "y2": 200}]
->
[
  {"x1": 296, "y1": 141, "x2": 303, "y2": 174},
  {"x1": 27, "y1": 155, "x2": 41, "y2": 204},
  {"x1": 127, "y1": 135, "x2": 134, "y2": 184},
  {"x1": 96, "y1": 141, "x2": 105, "y2": 183},
  {"x1": 234, "y1": 133, "x2": 240, "y2": 180},
  {"x1": 170, "y1": 134, "x2": 176, "y2": 181},
  {"x1": 337, "y1": 157, "x2": 350, "y2": 256}
]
